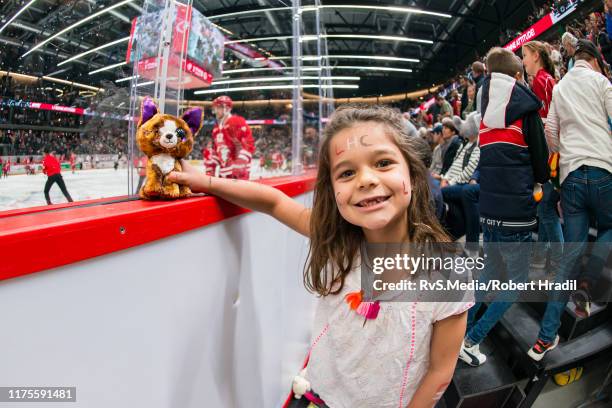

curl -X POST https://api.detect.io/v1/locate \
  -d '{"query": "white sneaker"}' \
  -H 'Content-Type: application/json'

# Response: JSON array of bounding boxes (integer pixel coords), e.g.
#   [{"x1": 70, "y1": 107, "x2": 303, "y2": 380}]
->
[
  {"x1": 527, "y1": 335, "x2": 560, "y2": 362},
  {"x1": 459, "y1": 339, "x2": 487, "y2": 366}
]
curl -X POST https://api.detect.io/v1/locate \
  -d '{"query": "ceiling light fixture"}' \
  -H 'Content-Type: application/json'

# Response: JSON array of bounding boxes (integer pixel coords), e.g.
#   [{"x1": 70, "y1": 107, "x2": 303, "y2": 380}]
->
[
  {"x1": 225, "y1": 35, "x2": 292, "y2": 45},
  {"x1": 194, "y1": 84, "x2": 358, "y2": 95},
  {"x1": 313, "y1": 5, "x2": 451, "y2": 19},
  {"x1": 263, "y1": 55, "x2": 419, "y2": 63},
  {"x1": 221, "y1": 65, "x2": 412, "y2": 75},
  {"x1": 208, "y1": 5, "x2": 451, "y2": 20},
  {"x1": 211, "y1": 75, "x2": 359, "y2": 86},
  {"x1": 42, "y1": 75, "x2": 102, "y2": 91},
  {"x1": 115, "y1": 75, "x2": 138, "y2": 83},
  {"x1": 333, "y1": 65, "x2": 413, "y2": 73},
  {"x1": 88, "y1": 61, "x2": 128, "y2": 75},
  {"x1": 316, "y1": 34, "x2": 432, "y2": 45},
  {"x1": 0, "y1": 0, "x2": 38, "y2": 35},
  {"x1": 22, "y1": 0, "x2": 134, "y2": 57},
  {"x1": 58, "y1": 36, "x2": 130, "y2": 66},
  {"x1": 225, "y1": 34, "x2": 431, "y2": 45}
]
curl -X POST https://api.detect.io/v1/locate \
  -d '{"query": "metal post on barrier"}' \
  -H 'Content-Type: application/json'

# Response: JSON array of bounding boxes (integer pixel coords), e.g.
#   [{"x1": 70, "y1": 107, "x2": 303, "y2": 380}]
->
[
  {"x1": 126, "y1": 0, "x2": 195, "y2": 195},
  {"x1": 291, "y1": 0, "x2": 303, "y2": 176}
]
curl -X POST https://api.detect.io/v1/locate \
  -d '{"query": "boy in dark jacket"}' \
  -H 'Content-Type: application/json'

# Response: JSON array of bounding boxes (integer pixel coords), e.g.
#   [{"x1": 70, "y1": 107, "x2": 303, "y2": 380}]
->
[{"x1": 459, "y1": 47, "x2": 549, "y2": 367}]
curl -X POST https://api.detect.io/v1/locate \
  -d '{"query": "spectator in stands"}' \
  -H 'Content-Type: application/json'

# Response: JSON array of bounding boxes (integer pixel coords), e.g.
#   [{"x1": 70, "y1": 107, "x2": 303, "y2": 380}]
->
[
  {"x1": 459, "y1": 47, "x2": 549, "y2": 367},
  {"x1": 459, "y1": 75, "x2": 469, "y2": 117},
  {"x1": 530, "y1": 40, "x2": 612, "y2": 361},
  {"x1": 561, "y1": 32, "x2": 578, "y2": 71},
  {"x1": 429, "y1": 94, "x2": 450, "y2": 122},
  {"x1": 440, "y1": 112, "x2": 482, "y2": 254},
  {"x1": 402, "y1": 113, "x2": 419, "y2": 137},
  {"x1": 548, "y1": 42, "x2": 564, "y2": 79},
  {"x1": 472, "y1": 61, "x2": 487, "y2": 115},
  {"x1": 462, "y1": 80, "x2": 477, "y2": 119},
  {"x1": 428, "y1": 96, "x2": 441, "y2": 120},
  {"x1": 522, "y1": 41, "x2": 564, "y2": 271},
  {"x1": 440, "y1": 115, "x2": 480, "y2": 189},
  {"x1": 471, "y1": 61, "x2": 486, "y2": 90},
  {"x1": 605, "y1": 0, "x2": 612, "y2": 44},
  {"x1": 429, "y1": 123, "x2": 444, "y2": 176},
  {"x1": 303, "y1": 125, "x2": 319, "y2": 168},
  {"x1": 411, "y1": 135, "x2": 444, "y2": 221},
  {"x1": 436, "y1": 94, "x2": 454, "y2": 120},
  {"x1": 438, "y1": 118, "x2": 463, "y2": 177},
  {"x1": 450, "y1": 90, "x2": 461, "y2": 116}
]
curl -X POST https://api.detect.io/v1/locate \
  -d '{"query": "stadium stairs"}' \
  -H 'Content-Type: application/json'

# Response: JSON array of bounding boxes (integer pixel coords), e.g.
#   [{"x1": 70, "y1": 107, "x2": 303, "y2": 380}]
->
[{"x1": 442, "y1": 243, "x2": 612, "y2": 408}]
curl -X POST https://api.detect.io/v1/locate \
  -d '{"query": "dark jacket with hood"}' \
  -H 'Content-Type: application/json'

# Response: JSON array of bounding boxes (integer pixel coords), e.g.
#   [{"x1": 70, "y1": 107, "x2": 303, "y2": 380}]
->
[{"x1": 478, "y1": 73, "x2": 549, "y2": 231}]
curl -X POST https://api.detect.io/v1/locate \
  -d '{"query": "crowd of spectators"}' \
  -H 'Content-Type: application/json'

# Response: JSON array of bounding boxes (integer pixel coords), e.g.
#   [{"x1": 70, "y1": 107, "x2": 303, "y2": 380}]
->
[
  {"x1": 394, "y1": 0, "x2": 611, "y2": 366},
  {"x1": 0, "y1": 75, "x2": 88, "y2": 108},
  {"x1": 0, "y1": 125, "x2": 128, "y2": 157},
  {"x1": 1, "y1": 1, "x2": 608, "y2": 168}
]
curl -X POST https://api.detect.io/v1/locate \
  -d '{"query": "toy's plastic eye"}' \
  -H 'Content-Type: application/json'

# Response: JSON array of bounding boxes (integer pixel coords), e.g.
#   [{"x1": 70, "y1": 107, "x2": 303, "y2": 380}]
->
[{"x1": 176, "y1": 128, "x2": 186, "y2": 139}]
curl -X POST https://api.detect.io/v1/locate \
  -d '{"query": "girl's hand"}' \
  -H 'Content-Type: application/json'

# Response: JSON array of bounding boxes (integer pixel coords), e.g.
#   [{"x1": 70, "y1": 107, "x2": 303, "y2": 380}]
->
[{"x1": 168, "y1": 160, "x2": 210, "y2": 193}]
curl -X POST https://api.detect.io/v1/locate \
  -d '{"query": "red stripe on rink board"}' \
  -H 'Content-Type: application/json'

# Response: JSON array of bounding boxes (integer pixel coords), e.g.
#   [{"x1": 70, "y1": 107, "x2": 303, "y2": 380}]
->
[{"x1": 0, "y1": 172, "x2": 316, "y2": 282}]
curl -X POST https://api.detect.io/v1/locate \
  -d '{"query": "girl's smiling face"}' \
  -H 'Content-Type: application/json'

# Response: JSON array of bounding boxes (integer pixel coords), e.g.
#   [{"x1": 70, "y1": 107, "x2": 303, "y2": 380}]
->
[{"x1": 329, "y1": 121, "x2": 411, "y2": 243}]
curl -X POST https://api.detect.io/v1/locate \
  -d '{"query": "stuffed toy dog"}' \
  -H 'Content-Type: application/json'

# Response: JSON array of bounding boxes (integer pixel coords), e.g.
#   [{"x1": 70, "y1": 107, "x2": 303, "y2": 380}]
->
[{"x1": 136, "y1": 97, "x2": 203, "y2": 200}]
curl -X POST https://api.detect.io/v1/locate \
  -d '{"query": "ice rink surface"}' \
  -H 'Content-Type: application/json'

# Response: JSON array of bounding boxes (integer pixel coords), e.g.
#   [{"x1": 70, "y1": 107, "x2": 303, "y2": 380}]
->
[
  {"x1": 0, "y1": 168, "x2": 129, "y2": 211},
  {"x1": 0, "y1": 164, "x2": 291, "y2": 212}
]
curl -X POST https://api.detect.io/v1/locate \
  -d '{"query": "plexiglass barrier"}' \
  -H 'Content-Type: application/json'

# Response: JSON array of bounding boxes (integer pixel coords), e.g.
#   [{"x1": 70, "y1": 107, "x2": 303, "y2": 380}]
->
[{"x1": 0, "y1": 0, "x2": 335, "y2": 213}]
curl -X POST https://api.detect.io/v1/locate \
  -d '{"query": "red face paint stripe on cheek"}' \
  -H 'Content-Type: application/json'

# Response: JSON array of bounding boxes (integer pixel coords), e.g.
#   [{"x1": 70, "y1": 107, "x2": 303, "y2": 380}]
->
[{"x1": 403, "y1": 180, "x2": 409, "y2": 195}]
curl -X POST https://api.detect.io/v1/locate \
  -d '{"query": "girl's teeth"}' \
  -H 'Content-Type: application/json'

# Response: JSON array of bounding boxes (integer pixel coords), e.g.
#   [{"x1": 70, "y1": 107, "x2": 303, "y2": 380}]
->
[{"x1": 362, "y1": 197, "x2": 385, "y2": 207}]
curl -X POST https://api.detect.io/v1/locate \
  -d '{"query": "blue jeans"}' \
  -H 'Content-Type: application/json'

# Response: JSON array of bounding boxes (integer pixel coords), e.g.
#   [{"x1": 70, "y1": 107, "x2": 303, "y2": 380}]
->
[
  {"x1": 538, "y1": 166, "x2": 612, "y2": 342},
  {"x1": 442, "y1": 183, "x2": 480, "y2": 249},
  {"x1": 537, "y1": 182, "x2": 564, "y2": 264},
  {"x1": 466, "y1": 226, "x2": 533, "y2": 345}
]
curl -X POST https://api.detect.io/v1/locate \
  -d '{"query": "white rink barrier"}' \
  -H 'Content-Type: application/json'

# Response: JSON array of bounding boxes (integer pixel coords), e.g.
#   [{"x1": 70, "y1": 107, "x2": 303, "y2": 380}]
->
[{"x1": 0, "y1": 175, "x2": 316, "y2": 408}]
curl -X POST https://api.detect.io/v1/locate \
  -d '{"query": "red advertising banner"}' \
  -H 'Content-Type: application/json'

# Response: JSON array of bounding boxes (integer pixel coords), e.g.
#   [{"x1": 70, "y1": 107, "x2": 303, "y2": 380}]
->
[
  {"x1": 504, "y1": 0, "x2": 584, "y2": 52},
  {"x1": 504, "y1": 14, "x2": 554, "y2": 52},
  {"x1": 27, "y1": 102, "x2": 85, "y2": 115}
]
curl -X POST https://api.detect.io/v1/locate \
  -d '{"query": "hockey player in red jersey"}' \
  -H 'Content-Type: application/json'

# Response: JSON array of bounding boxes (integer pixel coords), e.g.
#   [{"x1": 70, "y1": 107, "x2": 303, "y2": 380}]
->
[{"x1": 211, "y1": 95, "x2": 254, "y2": 179}]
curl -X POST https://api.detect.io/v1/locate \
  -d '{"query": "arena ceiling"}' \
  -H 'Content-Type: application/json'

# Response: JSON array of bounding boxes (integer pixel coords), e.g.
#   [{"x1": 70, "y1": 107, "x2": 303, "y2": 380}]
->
[{"x1": 0, "y1": 0, "x2": 550, "y2": 99}]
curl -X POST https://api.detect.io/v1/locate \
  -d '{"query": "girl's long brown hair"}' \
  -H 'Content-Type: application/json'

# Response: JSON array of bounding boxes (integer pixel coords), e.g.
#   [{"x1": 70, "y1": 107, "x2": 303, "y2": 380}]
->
[
  {"x1": 304, "y1": 104, "x2": 450, "y2": 296},
  {"x1": 523, "y1": 41, "x2": 555, "y2": 77}
]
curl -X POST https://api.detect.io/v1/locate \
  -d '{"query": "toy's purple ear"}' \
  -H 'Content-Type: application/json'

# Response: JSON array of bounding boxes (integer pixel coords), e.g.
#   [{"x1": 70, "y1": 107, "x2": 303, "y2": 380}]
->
[
  {"x1": 139, "y1": 97, "x2": 158, "y2": 127},
  {"x1": 182, "y1": 107, "x2": 203, "y2": 135}
]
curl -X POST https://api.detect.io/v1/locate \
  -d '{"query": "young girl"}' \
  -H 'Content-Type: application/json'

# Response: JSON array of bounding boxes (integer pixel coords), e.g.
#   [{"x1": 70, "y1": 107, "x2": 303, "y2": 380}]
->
[
  {"x1": 168, "y1": 105, "x2": 472, "y2": 407},
  {"x1": 522, "y1": 41, "x2": 556, "y2": 119}
]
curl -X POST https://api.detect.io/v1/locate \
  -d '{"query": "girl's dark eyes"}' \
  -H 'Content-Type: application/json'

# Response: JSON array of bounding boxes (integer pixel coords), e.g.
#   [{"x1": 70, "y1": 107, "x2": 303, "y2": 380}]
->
[
  {"x1": 376, "y1": 159, "x2": 393, "y2": 168},
  {"x1": 339, "y1": 170, "x2": 354, "y2": 178},
  {"x1": 337, "y1": 159, "x2": 393, "y2": 178}
]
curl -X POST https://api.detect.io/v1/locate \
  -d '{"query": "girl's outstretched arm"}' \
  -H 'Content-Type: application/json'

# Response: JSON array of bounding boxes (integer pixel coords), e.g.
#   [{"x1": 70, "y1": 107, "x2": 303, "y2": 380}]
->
[
  {"x1": 407, "y1": 311, "x2": 467, "y2": 408},
  {"x1": 168, "y1": 160, "x2": 311, "y2": 237}
]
